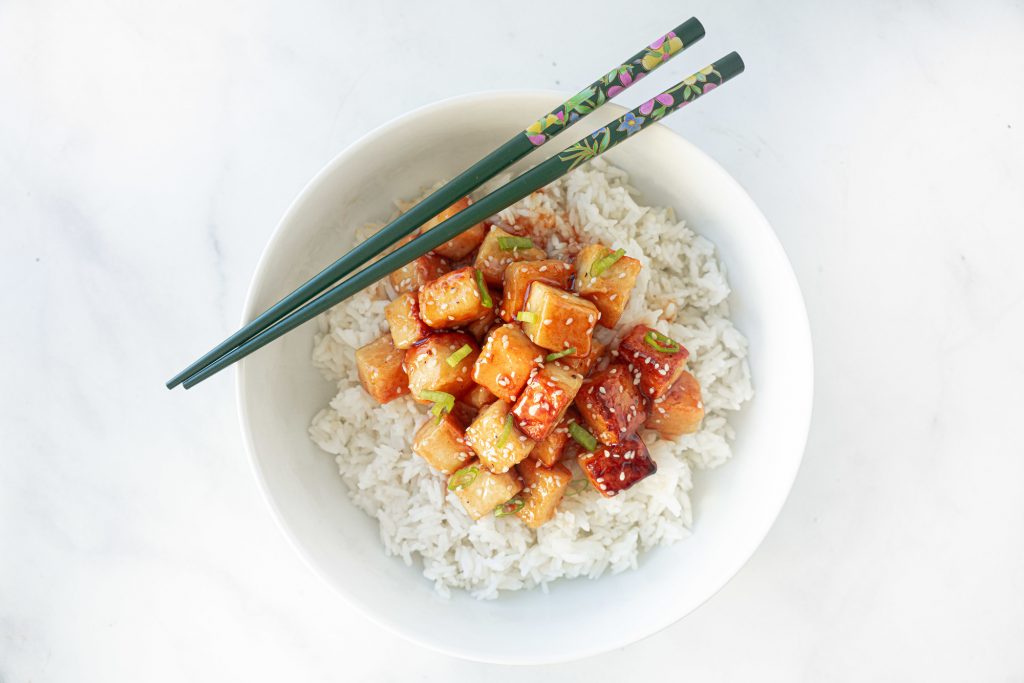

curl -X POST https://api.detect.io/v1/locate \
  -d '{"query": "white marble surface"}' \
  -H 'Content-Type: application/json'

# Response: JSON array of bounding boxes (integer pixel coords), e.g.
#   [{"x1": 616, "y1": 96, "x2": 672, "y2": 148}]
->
[{"x1": 2, "y1": 0, "x2": 1022, "y2": 680}]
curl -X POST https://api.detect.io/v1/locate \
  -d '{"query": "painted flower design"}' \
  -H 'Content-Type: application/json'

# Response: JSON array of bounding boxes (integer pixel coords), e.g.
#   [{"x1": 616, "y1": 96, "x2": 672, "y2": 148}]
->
[
  {"x1": 639, "y1": 93, "x2": 674, "y2": 115},
  {"x1": 641, "y1": 32, "x2": 684, "y2": 70},
  {"x1": 526, "y1": 111, "x2": 565, "y2": 145},
  {"x1": 616, "y1": 112, "x2": 645, "y2": 136},
  {"x1": 607, "y1": 69, "x2": 644, "y2": 98}
]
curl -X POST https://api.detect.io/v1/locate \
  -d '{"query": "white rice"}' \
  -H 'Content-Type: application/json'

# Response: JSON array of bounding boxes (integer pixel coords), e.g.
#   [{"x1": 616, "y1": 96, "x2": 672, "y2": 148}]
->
[{"x1": 308, "y1": 158, "x2": 753, "y2": 599}]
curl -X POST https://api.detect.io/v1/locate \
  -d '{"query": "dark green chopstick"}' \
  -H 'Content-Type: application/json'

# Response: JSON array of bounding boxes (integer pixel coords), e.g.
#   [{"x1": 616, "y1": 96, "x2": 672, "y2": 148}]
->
[
  {"x1": 181, "y1": 53, "x2": 745, "y2": 389},
  {"x1": 165, "y1": 18, "x2": 705, "y2": 389}
]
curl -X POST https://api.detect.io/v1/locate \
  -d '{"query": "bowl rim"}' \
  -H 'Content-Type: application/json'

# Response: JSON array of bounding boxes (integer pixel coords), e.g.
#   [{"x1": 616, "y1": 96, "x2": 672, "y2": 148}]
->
[{"x1": 236, "y1": 88, "x2": 814, "y2": 664}]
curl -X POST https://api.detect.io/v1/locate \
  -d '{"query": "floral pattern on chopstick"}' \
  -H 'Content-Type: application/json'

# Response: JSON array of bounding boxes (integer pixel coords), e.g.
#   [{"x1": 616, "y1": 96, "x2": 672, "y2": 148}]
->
[
  {"x1": 523, "y1": 29, "x2": 692, "y2": 146},
  {"x1": 557, "y1": 64, "x2": 725, "y2": 170}
]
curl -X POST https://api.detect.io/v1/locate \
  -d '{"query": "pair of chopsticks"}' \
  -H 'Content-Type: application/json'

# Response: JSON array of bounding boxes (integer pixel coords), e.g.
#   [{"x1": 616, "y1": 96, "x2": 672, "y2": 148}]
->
[{"x1": 167, "y1": 17, "x2": 743, "y2": 390}]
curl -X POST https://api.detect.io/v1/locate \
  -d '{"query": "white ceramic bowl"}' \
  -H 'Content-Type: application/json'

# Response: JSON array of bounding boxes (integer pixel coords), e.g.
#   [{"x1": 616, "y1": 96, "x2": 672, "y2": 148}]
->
[{"x1": 237, "y1": 91, "x2": 813, "y2": 664}]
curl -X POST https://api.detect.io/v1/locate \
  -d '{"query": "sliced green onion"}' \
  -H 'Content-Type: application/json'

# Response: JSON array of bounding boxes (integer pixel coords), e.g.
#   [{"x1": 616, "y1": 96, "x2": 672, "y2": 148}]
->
[
  {"x1": 567, "y1": 478, "x2": 590, "y2": 496},
  {"x1": 447, "y1": 465, "x2": 479, "y2": 491},
  {"x1": 545, "y1": 347, "x2": 576, "y2": 362},
  {"x1": 494, "y1": 496, "x2": 525, "y2": 517},
  {"x1": 497, "y1": 236, "x2": 535, "y2": 251},
  {"x1": 569, "y1": 422, "x2": 598, "y2": 452},
  {"x1": 496, "y1": 414, "x2": 513, "y2": 448},
  {"x1": 591, "y1": 248, "x2": 625, "y2": 277},
  {"x1": 474, "y1": 269, "x2": 492, "y2": 308},
  {"x1": 419, "y1": 390, "x2": 455, "y2": 422},
  {"x1": 516, "y1": 311, "x2": 539, "y2": 324},
  {"x1": 446, "y1": 344, "x2": 473, "y2": 367},
  {"x1": 643, "y1": 330, "x2": 681, "y2": 354}
]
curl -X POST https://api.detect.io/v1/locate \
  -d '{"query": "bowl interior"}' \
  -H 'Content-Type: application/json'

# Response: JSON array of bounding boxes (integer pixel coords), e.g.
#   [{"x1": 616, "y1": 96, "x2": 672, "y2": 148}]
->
[{"x1": 237, "y1": 91, "x2": 812, "y2": 664}]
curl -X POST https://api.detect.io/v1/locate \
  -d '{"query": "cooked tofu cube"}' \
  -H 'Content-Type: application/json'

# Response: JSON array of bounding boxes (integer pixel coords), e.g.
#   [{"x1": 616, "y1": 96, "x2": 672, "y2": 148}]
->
[
  {"x1": 520, "y1": 282, "x2": 599, "y2": 358},
  {"x1": 515, "y1": 457, "x2": 572, "y2": 529},
  {"x1": 530, "y1": 408, "x2": 577, "y2": 466},
  {"x1": 573, "y1": 244, "x2": 642, "y2": 328},
  {"x1": 560, "y1": 338, "x2": 607, "y2": 377},
  {"x1": 355, "y1": 335, "x2": 409, "y2": 404},
  {"x1": 574, "y1": 363, "x2": 647, "y2": 445},
  {"x1": 577, "y1": 434, "x2": 657, "y2": 497},
  {"x1": 449, "y1": 459, "x2": 523, "y2": 520},
  {"x1": 500, "y1": 259, "x2": 574, "y2": 323},
  {"x1": 464, "y1": 383, "x2": 497, "y2": 410},
  {"x1": 465, "y1": 400, "x2": 536, "y2": 473},
  {"x1": 452, "y1": 400, "x2": 478, "y2": 426},
  {"x1": 412, "y1": 413, "x2": 473, "y2": 473},
  {"x1": 388, "y1": 252, "x2": 450, "y2": 294},
  {"x1": 464, "y1": 304, "x2": 498, "y2": 342},
  {"x1": 384, "y1": 292, "x2": 430, "y2": 349},
  {"x1": 472, "y1": 324, "x2": 543, "y2": 402},
  {"x1": 473, "y1": 226, "x2": 547, "y2": 286},
  {"x1": 419, "y1": 196, "x2": 486, "y2": 260},
  {"x1": 404, "y1": 332, "x2": 479, "y2": 401},
  {"x1": 418, "y1": 266, "x2": 493, "y2": 329},
  {"x1": 511, "y1": 362, "x2": 584, "y2": 441},
  {"x1": 646, "y1": 370, "x2": 704, "y2": 438},
  {"x1": 617, "y1": 324, "x2": 690, "y2": 399}
]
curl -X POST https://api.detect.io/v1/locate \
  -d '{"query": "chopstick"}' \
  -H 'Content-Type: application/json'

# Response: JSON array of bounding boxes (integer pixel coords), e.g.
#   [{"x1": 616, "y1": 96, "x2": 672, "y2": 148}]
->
[
  {"x1": 179, "y1": 53, "x2": 745, "y2": 389},
  {"x1": 165, "y1": 18, "x2": 706, "y2": 389}
]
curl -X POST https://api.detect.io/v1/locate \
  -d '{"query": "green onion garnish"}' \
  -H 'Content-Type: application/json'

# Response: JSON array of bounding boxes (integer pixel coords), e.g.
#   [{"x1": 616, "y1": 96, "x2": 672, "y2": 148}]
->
[
  {"x1": 590, "y1": 248, "x2": 626, "y2": 277},
  {"x1": 545, "y1": 348, "x2": 576, "y2": 362},
  {"x1": 496, "y1": 414, "x2": 513, "y2": 448},
  {"x1": 419, "y1": 390, "x2": 455, "y2": 422},
  {"x1": 474, "y1": 269, "x2": 492, "y2": 308},
  {"x1": 448, "y1": 465, "x2": 479, "y2": 491},
  {"x1": 567, "y1": 479, "x2": 590, "y2": 496},
  {"x1": 516, "y1": 311, "x2": 539, "y2": 324},
  {"x1": 446, "y1": 344, "x2": 473, "y2": 367},
  {"x1": 569, "y1": 422, "x2": 598, "y2": 451},
  {"x1": 494, "y1": 496, "x2": 525, "y2": 517},
  {"x1": 497, "y1": 236, "x2": 535, "y2": 251},
  {"x1": 643, "y1": 330, "x2": 681, "y2": 354}
]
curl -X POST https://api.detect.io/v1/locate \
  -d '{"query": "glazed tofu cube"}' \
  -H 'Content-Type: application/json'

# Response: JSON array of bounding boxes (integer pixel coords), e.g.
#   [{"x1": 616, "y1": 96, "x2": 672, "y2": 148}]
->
[
  {"x1": 530, "y1": 408, "x2": 577, "y2": 466},
  {"x1": 574, "y1": 363, "x2": 647, "y2": 446},
  {"x1": 473, "y1": 226, "x2": 547, "y2": 286},
  {"x1": 465, "y1": 400, "x2": 536, "y2": 473},
  {"x1": 413, "y1": 413, "x2": 473, "y2": 474},
  {"x1": 646, "y1": 370, "x2": 704, "y2": 438},
  {"x1": 472, "y1": 324, "x2": 543, "y2": 402},
  {"x1": 449, "y1": 459, "x2": 523, "y2": 520},
  {"x1": 560, "y1": 338, "x2": 607, "y2": 378},
  {"x1": 577, "y1": 434, "x2": 657, "y2": 497},
  {"x1": 617, "y1": 324, "x2": 690, "y2": 400},
  {"x1": 388, "y1": 252, "x2": 450, "y2": 294},
  {"x1": 419, "y1": 196, "x2": 486, "y2": 260},
  {"x1": 500, "y1": 259, "x2": 573, "y2": 323},
  {"x1": 464, "y1": 304, "x2": 498, "y2": 342},
  {"x1": 515, "y1": 457, "x2": 572, "y2": 529},
  {"x1": 511, "y1": 362, "x2": 584, "y2": 441},
  {"x1": 355, "y1": 335, "x2": 409, "y2": 404},
  {"x1": 384, "y1": 292, "x2": 430, "y2": 349},
  {"x1": 463, "y1": 383, "x2": 497, "y2": 410},
  {"x1": 520, "y1": 283, "x2": 599, "y2": 358},
  {"x1": 574, "y1": 244, "x2": 642, "y2": 328},
  {"x1": 451, "y1": 400, "x2": 478, "y2": 427},
  {"x1": 418, "y1": 267, "x2": 493, "y2": 329},
  {"x1": 404, "y1": 332, "x2": 479, "y2": 401}
]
